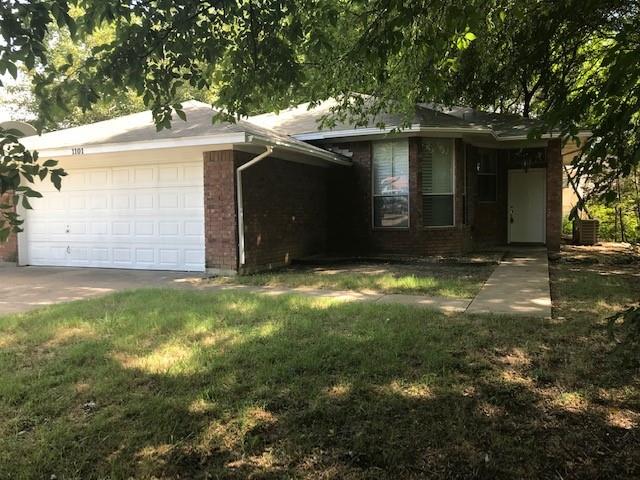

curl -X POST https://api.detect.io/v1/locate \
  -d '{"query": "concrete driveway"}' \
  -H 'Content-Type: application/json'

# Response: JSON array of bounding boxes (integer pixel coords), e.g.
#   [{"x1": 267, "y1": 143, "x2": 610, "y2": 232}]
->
[{"x1": 0, "y1": 263, "x2": 203, "y2": 315}]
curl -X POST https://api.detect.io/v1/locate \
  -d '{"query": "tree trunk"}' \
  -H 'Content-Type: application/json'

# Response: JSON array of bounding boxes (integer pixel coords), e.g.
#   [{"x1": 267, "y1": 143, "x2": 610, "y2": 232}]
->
[
  {"x1": 633, "y1": 166, "x2": 640, "y2": 226},
  {"x1": 616, "y1": 176, "x2": 626, "y2": 242}
]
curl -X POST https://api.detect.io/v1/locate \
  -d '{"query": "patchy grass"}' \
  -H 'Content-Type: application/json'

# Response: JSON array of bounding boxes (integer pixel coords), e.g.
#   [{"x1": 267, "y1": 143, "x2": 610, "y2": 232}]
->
[
  {"x1": 212, "y1": 262, "x2": 494, "y2": 298},
  {"x1": 0, "y1": 250, "x2": 639, "y2": 479}
]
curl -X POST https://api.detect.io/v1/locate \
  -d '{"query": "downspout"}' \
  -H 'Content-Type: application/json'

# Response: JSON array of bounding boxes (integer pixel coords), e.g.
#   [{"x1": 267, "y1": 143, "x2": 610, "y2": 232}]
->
[{"x1": 236, "y1": 146, "x2": 274, "y2": 268}]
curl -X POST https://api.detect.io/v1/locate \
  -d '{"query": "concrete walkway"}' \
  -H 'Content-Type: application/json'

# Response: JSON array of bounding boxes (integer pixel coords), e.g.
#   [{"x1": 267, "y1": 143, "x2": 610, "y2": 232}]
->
[
  {"x1": 465, "y1": 249, "x2": 552, "y2": 318},
  {"x1": 1, "y1": 251, "x2": 552, "y2": 318},
  {"x1": 203, "y1": 283, "x2": 471, "y2": 313}
]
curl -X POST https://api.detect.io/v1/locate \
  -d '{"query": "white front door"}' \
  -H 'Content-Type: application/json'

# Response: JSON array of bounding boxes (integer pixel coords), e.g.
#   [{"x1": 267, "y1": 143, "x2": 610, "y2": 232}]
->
[
  {"x1": 22, "y1": 161, "x2": 205, "y2": 271},
  {"x1": 508, "y1": 168, "x2": 546, "y2": 244}
]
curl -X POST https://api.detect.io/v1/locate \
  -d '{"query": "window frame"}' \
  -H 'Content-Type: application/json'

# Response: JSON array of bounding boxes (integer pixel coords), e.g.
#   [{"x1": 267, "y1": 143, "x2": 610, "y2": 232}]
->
[
  {"x1": 477, "y1": 149, "x2": 498, "y2": 203},
  {"x1": 371, "y1": 139, "x2": 410, "y2": 230},
  {"x1": 421, "y1": 138, "x2": 456, "y2": 228}
]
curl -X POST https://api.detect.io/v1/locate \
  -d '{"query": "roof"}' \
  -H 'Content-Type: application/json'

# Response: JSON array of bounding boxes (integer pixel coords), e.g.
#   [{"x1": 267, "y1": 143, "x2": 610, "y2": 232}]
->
[
  {"x1": 20, "y1": 100, "x2": 350, "y2": 165},
  {"x1": 0, "y1": 120, "x2": 37, "y2": 137},
  {"x1": 248, "y1": 99, "x2": 565, "y2": 141}
]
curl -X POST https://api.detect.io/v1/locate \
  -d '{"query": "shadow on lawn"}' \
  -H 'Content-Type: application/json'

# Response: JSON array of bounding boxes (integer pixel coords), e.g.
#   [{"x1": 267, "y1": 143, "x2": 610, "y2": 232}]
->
[{"x1": 1, "y1": 287, "x2": 639, "y2": 479}]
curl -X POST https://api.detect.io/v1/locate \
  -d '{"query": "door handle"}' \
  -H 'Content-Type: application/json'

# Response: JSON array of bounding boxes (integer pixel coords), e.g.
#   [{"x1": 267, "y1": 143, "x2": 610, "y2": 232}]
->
[
  {"x1": 509, "y1": 207, "x2": 515, "y2": 224},
  {"x1": 67, "y1": 246, "x2": 71, "y2": 254},
  {"x1": 65, "y1": 225, "x2": 70, "y2": 233}
]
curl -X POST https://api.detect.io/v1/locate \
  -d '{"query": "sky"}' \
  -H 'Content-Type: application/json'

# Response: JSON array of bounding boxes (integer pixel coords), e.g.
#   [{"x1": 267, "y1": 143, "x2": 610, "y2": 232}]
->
[
  {"x1": 0, "y1": 74, "x2": 12, "y2": 121},
  {"x1": 0, "y1": 71, "x2": 31, "y2": 123}
]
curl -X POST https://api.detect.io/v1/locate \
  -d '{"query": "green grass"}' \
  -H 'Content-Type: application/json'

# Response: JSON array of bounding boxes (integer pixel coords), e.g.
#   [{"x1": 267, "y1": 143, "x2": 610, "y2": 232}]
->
[
  {"x1": 212, "y1": 263, "x2": 493, "y2": 298},
  {"x1": 0, "y1": 258, "x2": 639, "y2": 479}
]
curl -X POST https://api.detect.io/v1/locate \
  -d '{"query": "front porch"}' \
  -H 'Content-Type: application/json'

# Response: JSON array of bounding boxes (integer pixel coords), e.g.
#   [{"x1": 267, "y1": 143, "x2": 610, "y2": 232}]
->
[{"x1": 466, "y1": 142, "x2": 563, "y2": 252}]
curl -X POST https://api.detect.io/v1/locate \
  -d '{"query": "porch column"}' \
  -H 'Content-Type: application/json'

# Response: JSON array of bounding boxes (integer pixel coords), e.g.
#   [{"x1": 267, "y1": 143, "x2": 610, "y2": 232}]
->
[
  {"x1": 546, "y1": 139, "x2": 562, "y2": 252},
  {"x1": 203, "y1": 150, "x2": 239, "y2": 274}
]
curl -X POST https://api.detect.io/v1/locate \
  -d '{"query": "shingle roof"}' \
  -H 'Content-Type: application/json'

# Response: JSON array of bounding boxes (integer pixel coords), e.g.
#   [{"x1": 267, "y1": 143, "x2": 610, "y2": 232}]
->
[
  {"x1": 248, "y1": 99, "x2": 548, "y2": 140},
  {"x1": 20, "y1": 100, "x2": 337, "y2": 154}
]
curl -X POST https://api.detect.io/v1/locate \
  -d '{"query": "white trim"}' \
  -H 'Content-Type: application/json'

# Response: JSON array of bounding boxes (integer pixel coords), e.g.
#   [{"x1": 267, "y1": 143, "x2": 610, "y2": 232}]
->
[
  {"x1": 292, "y1": 125, "x2": 590, "y2": 143},
  {"x1": 25, "y1": 132, "x2": 351, "y2": 166},
  {"x1": 247, "y1": 134, "x2": 352, "y2": 166},
  {"x1": 26, "y1": 133, "x2": 248, "y2": 158}
]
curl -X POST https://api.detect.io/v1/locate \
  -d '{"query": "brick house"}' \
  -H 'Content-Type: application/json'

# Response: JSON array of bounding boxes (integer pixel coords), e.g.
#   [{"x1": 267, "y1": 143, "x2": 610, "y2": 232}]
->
[{"x1": 1, "y1": 100, "x2": 580, "y2": 274}]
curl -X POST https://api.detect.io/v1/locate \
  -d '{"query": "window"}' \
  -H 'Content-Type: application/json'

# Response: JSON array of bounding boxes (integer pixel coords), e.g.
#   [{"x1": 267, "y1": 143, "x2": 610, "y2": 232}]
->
[
  {"x1": 477, "y1": 149, "x2": 497, "y2": 202},
  {"x1": 372, "y1": 140, "x2": 409, "y2": 228},
  {"x1": 421, "y1": 139, "x2": 454, "y2": 227}
]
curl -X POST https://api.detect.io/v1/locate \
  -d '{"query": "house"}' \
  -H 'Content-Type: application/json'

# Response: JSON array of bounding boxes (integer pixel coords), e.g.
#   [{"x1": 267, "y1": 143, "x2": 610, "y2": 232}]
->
[{"x1": 0, "y1": 100, "x2": 582, "y2": 274}]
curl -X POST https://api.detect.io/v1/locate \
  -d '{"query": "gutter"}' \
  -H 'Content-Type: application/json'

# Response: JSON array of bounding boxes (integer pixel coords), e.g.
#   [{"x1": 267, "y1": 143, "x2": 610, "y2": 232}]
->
[
  {"x1": 290, "y1": 125, "x2": 592, "y2": 143},
  {"x1": 247, "y1": 134, "x2": 352, "y2": 166},
  {"x1": 236, "y1": 146, "x2": 274, "y2": 267}
]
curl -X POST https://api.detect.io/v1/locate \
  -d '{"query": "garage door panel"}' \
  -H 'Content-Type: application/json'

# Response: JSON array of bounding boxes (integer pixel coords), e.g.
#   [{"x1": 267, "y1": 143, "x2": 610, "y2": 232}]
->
[{"x1": 24, "y1": 161, "x2": 205, "y2": 271}]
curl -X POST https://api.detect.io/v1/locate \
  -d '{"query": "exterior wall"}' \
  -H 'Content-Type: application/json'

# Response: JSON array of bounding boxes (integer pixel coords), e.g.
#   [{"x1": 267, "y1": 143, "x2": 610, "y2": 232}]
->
[
  {"x1": 0, "y1": 193, "x2": 17, "y2": 263},
  {"x1": 241, "y1": 157, "x2": 329, "y2": 272},
  {"x1": 468, "y1": 147, "x2": 509, "y2": 247},
  {"x1": 203, "y1": 149, "x2": 331, "y2": 273},
  {"x1": 546, "y1": 139, "x2": 563, "y2": 252},
  {"x1": 202, "y1": 139, "x2": 565, "y2": 273},
  {"x1": 326, "y1": 138, "x2": 470, "y2": 256},
  {"x1": 203, "y1": 150, "x2": 239, "y2": 273}
]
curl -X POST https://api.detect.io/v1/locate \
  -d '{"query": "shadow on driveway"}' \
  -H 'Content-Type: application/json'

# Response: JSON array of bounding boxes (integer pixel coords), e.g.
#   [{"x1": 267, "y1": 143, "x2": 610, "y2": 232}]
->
[{"x1": 0, "y1": 264, "x2": 203, "y2": 315}]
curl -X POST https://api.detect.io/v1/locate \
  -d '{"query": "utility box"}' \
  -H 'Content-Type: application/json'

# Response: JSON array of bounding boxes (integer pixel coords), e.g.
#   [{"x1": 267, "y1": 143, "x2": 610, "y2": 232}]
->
[{"x1": 573, "y1": 219, "x2": 600, "y2": 245}]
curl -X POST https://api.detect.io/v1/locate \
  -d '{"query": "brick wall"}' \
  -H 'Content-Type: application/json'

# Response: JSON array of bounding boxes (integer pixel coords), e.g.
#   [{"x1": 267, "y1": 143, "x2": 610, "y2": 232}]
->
[
  {"x1": 326, "y1": 138, "x2": 471, "y2": 256},
  {"x1": 203, "y1": 149, "x2": 331, "y2": 273},
  {"x1": 242, "y1": 156, "x2": 329, "y2": 272},
  {"x1": 0, "y1": 193, "x2": 17, "y2": 263},
  {"x1": 546, "y1": 139, "x2": 563, "y2": 252},
  {"x1": 204, "y1": 139, "x2": 563, "y2": 273},
  {"x1": 203, "y1": 150, "x2": 239, "y2": 272}
]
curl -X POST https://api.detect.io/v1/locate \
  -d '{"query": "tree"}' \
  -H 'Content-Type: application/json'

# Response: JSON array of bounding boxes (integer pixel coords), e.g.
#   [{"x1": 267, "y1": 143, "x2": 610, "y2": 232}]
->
[
  {"x1": 0, "y1": 0, "x2": 488, "y2": 237},
  {"x1": 2, "y1": 0, "x2": 640, "y2": 241}
]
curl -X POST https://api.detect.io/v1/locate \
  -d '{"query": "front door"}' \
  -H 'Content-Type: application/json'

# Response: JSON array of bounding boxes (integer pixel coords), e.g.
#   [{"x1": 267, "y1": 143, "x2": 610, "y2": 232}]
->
[{"x1": 508, "y1": 168, "x2": 546, "y2": 244}]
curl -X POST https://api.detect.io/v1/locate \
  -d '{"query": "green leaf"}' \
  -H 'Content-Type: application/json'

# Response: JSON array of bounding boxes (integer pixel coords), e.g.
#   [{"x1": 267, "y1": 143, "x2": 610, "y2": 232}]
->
[{"x1": 7, "y1": 62, "x2": 17, "y2": 79}]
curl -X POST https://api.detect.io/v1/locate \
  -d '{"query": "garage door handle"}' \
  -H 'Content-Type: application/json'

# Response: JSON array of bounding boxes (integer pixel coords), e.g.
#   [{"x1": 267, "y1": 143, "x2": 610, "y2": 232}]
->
[{"x1": 67, "y1": 246, "x2": 71, "y2": 254}]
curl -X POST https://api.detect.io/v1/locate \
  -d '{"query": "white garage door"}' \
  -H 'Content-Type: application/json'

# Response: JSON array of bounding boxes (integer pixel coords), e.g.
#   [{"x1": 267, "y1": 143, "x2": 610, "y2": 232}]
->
[{"x1": 23, "y1": 161, "x2": 205, "y2": 271}]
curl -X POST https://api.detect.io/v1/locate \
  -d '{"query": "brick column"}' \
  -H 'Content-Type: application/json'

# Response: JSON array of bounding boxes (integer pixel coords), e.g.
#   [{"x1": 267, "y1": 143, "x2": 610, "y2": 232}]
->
[
  {"x1": 203, "y1": 150, "x2": 239, "y2": 273},
  {"x1": 546, "y1": 139, "x2": 562, "y2": 252}
]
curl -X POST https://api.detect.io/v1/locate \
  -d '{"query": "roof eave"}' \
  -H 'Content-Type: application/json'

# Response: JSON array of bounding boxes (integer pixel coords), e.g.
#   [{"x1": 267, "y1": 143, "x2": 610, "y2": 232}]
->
[
  {"x1": 246, "y1": 133, "x2": 351, "y2": 166},
  {"x1": 23, "y1": 132, "x2": 249, "y2": 158},
  {"x1": 291, "y1": 125, "x2": 587, "y2": 143}
]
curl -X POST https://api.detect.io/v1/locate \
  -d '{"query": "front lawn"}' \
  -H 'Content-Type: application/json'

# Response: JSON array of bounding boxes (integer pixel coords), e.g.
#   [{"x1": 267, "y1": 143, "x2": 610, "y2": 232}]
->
[
  {"x1": 211, "y1": 261, "x2": 495, "y2": 298},
  {"x1": 0, "y1": 250, "x2": 639, "y2": 479}
]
